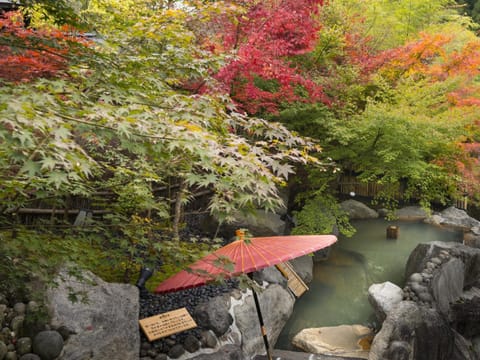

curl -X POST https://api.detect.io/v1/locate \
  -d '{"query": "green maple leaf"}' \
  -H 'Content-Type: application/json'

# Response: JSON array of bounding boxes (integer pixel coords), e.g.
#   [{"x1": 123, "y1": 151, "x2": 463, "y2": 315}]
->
[
  {"x1": 20, "y1": 160, "x2": 41, "y2": 177},
  {"x1": 41, "y1": 157, "x2": 57, "y2": 171},
  {"x1": 47, "y1": 171, "x2": 69, "y2": 189}
]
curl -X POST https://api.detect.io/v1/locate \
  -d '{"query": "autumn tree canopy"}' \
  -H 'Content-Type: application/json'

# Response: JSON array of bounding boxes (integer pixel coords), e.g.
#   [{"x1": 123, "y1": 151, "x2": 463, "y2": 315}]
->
[{"x1": 2, "y1": 0, "x2": 480, "y2": 290}]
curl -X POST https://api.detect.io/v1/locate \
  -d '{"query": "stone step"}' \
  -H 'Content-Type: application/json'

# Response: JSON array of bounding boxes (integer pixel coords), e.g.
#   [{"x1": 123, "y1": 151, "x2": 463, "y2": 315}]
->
[{"x1": 253, "y1": 349, "x2": 367, "y2": 360}]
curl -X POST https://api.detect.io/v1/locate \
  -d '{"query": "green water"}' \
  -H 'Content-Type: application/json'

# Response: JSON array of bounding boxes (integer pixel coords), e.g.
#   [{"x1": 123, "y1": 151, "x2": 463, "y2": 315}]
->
[{"x1": 276, "y1": 218, "x2": 463, "y2": 350}]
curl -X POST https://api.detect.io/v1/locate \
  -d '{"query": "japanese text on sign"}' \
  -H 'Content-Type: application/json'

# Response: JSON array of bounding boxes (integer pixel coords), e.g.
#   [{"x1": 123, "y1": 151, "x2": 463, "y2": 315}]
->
[{"x1": 139, "y1": 307, "x2": 197, "y2": 342}]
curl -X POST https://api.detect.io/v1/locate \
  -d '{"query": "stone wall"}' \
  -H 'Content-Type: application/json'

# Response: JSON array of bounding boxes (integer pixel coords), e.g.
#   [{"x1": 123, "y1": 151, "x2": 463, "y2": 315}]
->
[{"x1": 369, "y1": 242, "x2": 480, "y2": 360}]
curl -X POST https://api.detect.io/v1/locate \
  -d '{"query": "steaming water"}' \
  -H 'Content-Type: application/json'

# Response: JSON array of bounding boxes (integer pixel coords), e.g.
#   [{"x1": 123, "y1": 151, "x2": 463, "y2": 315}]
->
[{"x1": 276, "y1": 218, "x2": 463, "y2": 350}]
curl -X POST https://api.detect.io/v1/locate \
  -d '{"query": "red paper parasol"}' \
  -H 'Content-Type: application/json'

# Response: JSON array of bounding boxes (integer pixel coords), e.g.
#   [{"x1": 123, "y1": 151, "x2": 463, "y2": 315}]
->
[{"x1": 155, "y1": 232, "x2": 337, "y2": 294}]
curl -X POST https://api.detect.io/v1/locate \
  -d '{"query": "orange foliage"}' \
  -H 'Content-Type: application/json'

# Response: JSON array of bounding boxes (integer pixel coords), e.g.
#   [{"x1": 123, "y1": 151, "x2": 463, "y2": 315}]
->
[
  {"x1": 379, "y1": 32, "x2": 451, "y2": 80},
  {"x1": 0, "y1": 11, "x2": 88, "y2": 83}
]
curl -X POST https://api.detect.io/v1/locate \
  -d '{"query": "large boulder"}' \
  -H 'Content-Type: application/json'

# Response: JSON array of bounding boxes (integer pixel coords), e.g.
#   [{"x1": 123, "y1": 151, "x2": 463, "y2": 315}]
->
[
  {"x1": 394, "y1": 206, "x2": 429, "y2": 221},
  {"x1": 234, "y1": 284, "x2": 295, "y2": 358},
  {"x1": 291, "y1": 325, "x2": 373, "y2": 359},
  {"x1": 340, "y1": 200, "x2": 378, "y2": 220},
  {"x1": 252, "y1": 266, "x2": 288, "y2": 288},
  {"x1": 425, "y1": 207, "x2": 480, "y2": 230},
  {"x1": 46, "y1": 267, "x2": 140, "y2": 360},
  {"x1": 224, "y1": 210, "x2": 287, "y2": 237},
  {"x1": 369, "y1": 301, "x2": 455, "y2": 360},
  {"x1": 289, "y1": 255, "x2": 314, "y2": 284},
  {"x1": 368, "y1": 282, "x2": 404, "y2": 323},
  {"x1": 194, "y1": 295, "x2": 233, "y2": 337},
  {"x1": 431, "y1": 258, "x2": 465, "y2": 315}
]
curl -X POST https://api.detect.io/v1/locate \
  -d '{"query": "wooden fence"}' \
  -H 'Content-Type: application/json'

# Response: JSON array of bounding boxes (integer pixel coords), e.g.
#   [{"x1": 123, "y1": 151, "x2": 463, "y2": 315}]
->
[
  {"x1": 338, "y1": 175, "x2": 402, "y2": 199},
  {"x1": 338, "y1": 175, "x2": 469, "y2": 210}
]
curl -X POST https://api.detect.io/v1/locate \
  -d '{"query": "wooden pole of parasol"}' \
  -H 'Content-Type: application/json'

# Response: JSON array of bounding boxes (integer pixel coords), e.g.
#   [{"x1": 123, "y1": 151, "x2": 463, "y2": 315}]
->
[
  {"x1": 238, "y1": 229, "x2": 273, "y2": 360},
  {"x1": 251, "y1": 287, "x2": 273, "y2": 360}
]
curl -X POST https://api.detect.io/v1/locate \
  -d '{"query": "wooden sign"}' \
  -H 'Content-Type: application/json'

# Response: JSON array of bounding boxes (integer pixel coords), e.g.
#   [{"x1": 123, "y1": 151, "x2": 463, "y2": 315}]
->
[
  {"x1": 276, "y1": 261, "x2": 309, "y2": 298},
  {"x1": 139, "y1": 307, "x2": 197, "y2": 341}
]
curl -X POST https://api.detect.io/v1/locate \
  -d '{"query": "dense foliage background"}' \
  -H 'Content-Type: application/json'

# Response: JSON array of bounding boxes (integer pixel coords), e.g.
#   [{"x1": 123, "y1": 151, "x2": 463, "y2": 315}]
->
[{"x1": 1, "y1": 0, "x2": 480, "y2": 295}]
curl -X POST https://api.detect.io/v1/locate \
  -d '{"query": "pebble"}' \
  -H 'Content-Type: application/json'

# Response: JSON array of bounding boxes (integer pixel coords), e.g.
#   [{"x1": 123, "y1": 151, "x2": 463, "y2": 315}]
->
[
  {"x1": 5, "y1": 351, "x2": 17, "y2": 360},
  {"x1": 409, "y1": 273, "x2": 423, "y2": 283},
  {"x1": 16, "y1": 337, "x2": 32, "y2": 356},
  {"x1": 19, "y1": 355, "x2": 41, "y2": 360},
  {"x1": 13, "y1": 304, "x2": 26, "y2": 316},
  {"x1": 32, "y1": 331, "x2": 64, "y2": 360},
  {"x1": 168, "y1": 344, "x2": 185, "y2": 359},
  {"x1": 0, "y1": 341, "x2": 7, "y2": 360},
  {"x1": 184, "y1": 334, "x2": 200, "y2": 353},
  {"x1": 10, "y1": 316, "x2": 24, "y2": 335},
  {"x1": 26, "y1": 302, "x2": 38, "y2": 315}
]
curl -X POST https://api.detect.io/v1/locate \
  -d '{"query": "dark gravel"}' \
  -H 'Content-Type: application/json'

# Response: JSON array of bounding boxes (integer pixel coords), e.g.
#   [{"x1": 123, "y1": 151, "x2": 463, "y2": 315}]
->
[{"x1": 139, "y1": 279, "x2": 239, "y2": 352}]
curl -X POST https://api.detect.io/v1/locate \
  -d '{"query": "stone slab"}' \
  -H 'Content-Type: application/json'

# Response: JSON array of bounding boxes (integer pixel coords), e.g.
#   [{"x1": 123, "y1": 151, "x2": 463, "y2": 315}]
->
[{"x1": 254, "y1": 349, "x2": 365, "y2": 359}]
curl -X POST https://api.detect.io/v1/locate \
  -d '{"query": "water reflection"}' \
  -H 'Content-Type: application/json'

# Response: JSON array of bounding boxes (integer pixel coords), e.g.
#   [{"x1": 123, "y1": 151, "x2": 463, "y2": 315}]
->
[{"x1": 277, "y1": 218, "x2": 463, "y2": 350}]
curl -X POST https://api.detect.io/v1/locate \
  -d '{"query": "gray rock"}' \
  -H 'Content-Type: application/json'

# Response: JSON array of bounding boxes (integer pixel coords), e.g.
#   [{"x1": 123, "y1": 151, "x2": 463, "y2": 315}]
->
[
  {"x1": 340, "y1": 200, "x2": 378, "y2": 220},
  {"x1": 292, "y1": 325, "x2": 373, "y2": 358},
  {"x1": 140, "y1": 342, "x2": 151, "y2": 351},
  {"x1": 5, "y1": 352, "x2": 16, "y2": 360},
  {"x1": 10, "y1": 315, "x2": 24, "y2": 336},
  {"x1": 429, "y1": 207, "x2": 480, "y2": 229},
  {"x1": 55, "y1": 325, "x2": 71, "y2": 341},
  {"x1": 234, "y1": 284, "x2": 294, "y2": 359},
  {"x1": 26, "y1": 302, "x2": 38, "y2": 315},
  {"x1": 13, "y1": 304, "x2": 26, "y2": 316},
  {"x1": 183, "y1": 334, "x2": 200, "y2": 353},
  {"x1": 463, "y1": 231, "x2": 480, "y2": 248},
  {"x1": 19, "y1": 355, "x2": 41, "y2": 360},
  {"x1": 230, "y1": 289, "x2": 243, "y2": 300},
  {"x1": 312, "y1": 247, "x2": 332, "y2": 262},
  {"x1": 154, "y1": 354, "x2": 168, "y2": 360},
  {"x1": 368, "y1": 282, "x2": 404, "y2": 323},
  {"x1": 394, "y1": 206, "x2": 429, "y2": 220},
  {"x1": 252, "y1": 266, "x2": 287, "y2": 287},
  {"x1": 431, "y1": 258, "x2": 465, "y2": 315},
  {"x1": 0, "y1": 328, "x2": 12, "y2": 344},
  {"x1": 168, "y1": 344, "x2": 184, "y2": 359},
  {"x1": 46, "y1": 267, "x2": 140, "y2": 360},
  {"x1": 451, "y1": 330, "x2": 477, "y2": 360},
  {"x1": 3, "y1": 351, "x2": 18, "y2": 360},
  {"x1": 289, "y1": 255, "x2": 313, "y2": 284},
  {"x1": 194, "y1": 295, "x2": 232, "y2": 337},
  {"x1": 0, "y1": 341, "x2": 7, "y2": 360},
  {"x1": 0, "y1": 305, "x2": 6, "y2": 326},
  {"x1": 369, "y1": 301, "x2": 456, "y2": 360},
  {"x1": 16, "y1": 337, "x2": 32, "y2": 356},
  {"x1": 200, "y1": 330, "x2": 217, "y2": 348},
  {"x1": 222, "y1": 210, "x2": 286, "y2": 236},
  {"x1": 472, "y1": 335, "x2": 480, "y2": 359},
  {"x1": 32, "y1": 331, "x2": 63, "y2": 360},
  {"x1": 189, "y1": 344, "x2": 241, "y2": 360},
  {"x1": 409, "y1": 273, "x2": 423, "y2": 282}
]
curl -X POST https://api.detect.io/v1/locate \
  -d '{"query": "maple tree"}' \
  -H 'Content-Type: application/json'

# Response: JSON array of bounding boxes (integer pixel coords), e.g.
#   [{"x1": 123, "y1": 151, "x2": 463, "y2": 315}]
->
[
  {"x1": 0, "y1": 11, "x2": 89, "y2": 83},
  {"x1": 0, "y1": 0, "x2": 328, "y2": 288},
  {"x1": 191, "y1": 0, "x2": 329, "y2": 115}
]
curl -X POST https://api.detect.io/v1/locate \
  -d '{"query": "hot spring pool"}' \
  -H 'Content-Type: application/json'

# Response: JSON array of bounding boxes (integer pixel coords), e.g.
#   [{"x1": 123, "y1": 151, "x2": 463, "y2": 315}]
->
[{"x1": 276, "y1": 218, "x2": 463, "y2": 350}]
